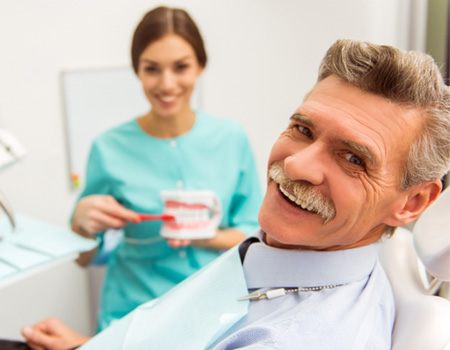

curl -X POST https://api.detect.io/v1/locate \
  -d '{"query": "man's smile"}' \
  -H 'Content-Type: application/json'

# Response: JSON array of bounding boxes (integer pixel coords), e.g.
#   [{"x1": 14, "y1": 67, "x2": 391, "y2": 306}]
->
[
  {"x1": 268, "y1": 163, "x2": 336, "y2": 223},
  {"x1": 279, "y1": 184, "x2": 319, "y2": 214}
]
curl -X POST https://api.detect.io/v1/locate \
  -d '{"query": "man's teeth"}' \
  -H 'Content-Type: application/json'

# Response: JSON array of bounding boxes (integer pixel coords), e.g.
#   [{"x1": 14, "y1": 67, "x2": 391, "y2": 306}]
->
[{"x1": 279, "y1": 185, "x2": 315, "y2": 213}]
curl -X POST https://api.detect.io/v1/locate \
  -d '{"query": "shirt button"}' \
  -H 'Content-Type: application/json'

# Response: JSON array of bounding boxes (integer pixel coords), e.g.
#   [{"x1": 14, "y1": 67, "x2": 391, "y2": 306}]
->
[
  {"x1": 176, "y1": 180, "x2": 184, "y2": 188},
  {"x1": 178, "y1": 250, "x2": 187, "y2": 258},
  {"x1": 170, "y1": 140, "x2": 177, "y2": 148}
]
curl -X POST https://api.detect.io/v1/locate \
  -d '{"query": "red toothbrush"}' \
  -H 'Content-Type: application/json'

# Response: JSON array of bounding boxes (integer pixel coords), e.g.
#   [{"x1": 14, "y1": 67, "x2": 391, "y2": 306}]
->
[{"x1": 138, "y1": 214, "x2": 175, "y2": 221}]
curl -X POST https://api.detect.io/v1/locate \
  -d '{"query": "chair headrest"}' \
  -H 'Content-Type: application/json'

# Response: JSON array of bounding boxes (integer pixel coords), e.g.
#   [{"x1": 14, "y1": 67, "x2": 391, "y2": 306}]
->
[{"x1": 413, "y1": 187, "x2": 450, "y2": 281}]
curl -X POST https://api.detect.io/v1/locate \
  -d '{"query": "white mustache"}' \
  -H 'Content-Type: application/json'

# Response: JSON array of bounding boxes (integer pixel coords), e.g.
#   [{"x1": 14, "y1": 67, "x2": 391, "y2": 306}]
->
[{"x1": 268, "y1": 163, "x2": 336, "y2": 223}]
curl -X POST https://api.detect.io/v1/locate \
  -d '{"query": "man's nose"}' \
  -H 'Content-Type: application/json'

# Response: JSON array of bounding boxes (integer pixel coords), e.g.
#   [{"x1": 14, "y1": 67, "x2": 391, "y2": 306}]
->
[{"x1": 284, "y1": 143, "x2": 326, "y2": 186}]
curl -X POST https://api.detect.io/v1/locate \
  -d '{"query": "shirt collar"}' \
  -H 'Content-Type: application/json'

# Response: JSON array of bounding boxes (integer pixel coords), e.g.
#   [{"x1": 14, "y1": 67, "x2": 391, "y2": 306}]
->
[{"x1": 242, "y1": 231, "x2": 379, "y2": 289}]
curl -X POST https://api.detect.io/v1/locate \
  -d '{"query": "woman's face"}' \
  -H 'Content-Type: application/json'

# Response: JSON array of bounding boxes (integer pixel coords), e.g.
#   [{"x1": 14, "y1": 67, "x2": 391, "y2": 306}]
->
[{"x1": 137, "y1": 34, "x2": 203, "y2": 118}]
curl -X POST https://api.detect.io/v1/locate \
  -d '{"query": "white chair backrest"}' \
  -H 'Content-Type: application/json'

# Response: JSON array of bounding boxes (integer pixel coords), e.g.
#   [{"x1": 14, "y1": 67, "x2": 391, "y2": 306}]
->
[
  {"x1": 379, "y1": 187, "x2": 450, "y2": 350},
  {"x1": 413, "y1": 187, "x2": 450, "y2": 281}
]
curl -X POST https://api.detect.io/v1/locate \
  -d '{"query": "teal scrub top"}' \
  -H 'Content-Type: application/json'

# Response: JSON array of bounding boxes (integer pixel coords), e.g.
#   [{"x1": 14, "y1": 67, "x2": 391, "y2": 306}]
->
[{"x1": 78, "y1": 111, "x2": 262, "y2": 330}]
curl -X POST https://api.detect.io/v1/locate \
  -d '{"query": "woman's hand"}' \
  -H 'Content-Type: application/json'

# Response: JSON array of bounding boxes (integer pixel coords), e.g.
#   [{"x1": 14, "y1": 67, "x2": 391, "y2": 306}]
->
[
  {"x1": 167, "y1": 239, "x2": 192, "y2": 248},
  {"x1": 167, "y1": 228, "x2": 246, "y2": 250},
  {"x1": 71, "y1": 195, "x2": 140, "y2": 237},
  {"x1": 21, "y1": 318, "x2": 90, "y2": 350}
]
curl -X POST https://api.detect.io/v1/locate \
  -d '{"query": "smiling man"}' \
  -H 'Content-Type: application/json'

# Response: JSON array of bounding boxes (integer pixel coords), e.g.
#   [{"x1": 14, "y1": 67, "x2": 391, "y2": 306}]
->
[
  {"x1": 211, "y1": 39, "x2": 450, "y2": 349},
  {"x1": 261, "y1": 75, "x2": 427, "y2": 251},
  {"x1": 21, "y1": 40, "x2": 449, "y2": 350}
]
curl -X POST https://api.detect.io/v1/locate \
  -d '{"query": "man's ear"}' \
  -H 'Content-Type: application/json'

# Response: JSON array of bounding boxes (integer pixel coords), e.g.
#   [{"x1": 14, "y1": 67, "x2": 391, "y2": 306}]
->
[{"x1": 384, "y1": 179, "x2": 443, "y2": 227}]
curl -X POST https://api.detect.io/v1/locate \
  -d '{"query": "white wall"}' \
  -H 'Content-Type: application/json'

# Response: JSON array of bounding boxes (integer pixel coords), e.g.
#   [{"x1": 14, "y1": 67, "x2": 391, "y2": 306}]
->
[{"x1": 0, "y1": 0, "x2": 417, "y2": 339}]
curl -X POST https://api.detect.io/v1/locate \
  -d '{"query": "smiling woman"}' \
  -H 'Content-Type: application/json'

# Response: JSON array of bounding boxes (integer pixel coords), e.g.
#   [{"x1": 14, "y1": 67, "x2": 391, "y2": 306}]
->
[
  {"x1": 58, "y1": 6, "x2": 262, "y2": 332},
  {"x1": 136, "y1": 34, "x2": 202, "y2": 135},
  {"x1": 131, "y1": 7, "x2": 206, "y2": 131}
]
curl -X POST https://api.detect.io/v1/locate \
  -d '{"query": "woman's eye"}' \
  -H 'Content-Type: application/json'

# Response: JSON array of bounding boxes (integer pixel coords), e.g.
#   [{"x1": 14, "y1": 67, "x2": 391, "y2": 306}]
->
[
  {"x1": 174, "y1": 63, "x2": 189, "y2": 72},
  {"x1": 144, "y1": 66, "x2": 159, "y2": 73},
  {"x1": 297, "y1": 125, "x2": 313, "y2": 139},
  {"x1": 344, "y1": 153, "x2": 364, "y2": 167}
]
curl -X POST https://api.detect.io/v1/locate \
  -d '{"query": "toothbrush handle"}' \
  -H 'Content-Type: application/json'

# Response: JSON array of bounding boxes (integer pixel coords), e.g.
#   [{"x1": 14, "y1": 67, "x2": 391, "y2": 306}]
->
[{"x1": 138, "y1": 214, "x2": 175, "y2": 221}]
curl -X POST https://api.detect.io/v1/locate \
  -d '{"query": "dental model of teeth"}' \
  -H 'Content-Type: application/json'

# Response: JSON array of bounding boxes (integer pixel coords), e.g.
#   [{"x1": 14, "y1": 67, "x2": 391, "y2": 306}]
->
[{"x1": 160, "y1": 200, "x2": 219, "y2": 239}]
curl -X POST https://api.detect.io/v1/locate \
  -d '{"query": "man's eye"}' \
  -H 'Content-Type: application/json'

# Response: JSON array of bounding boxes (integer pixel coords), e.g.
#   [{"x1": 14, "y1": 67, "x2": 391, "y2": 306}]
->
[
  {"x1": 344, "y1": 153, "x2": 364, "y2": 166},
  {"x1": 297, "y1": 125, "x2": 313, "y2": 139}
]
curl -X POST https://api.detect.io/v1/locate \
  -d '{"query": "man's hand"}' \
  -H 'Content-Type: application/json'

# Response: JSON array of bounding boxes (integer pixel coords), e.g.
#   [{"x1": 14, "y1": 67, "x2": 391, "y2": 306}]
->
[
  {"x1": 21, "y1": 318, "x2": 90, "y2": 350},
  {"x1": 71, "y1": 195, "x2": 140, "y2": 237}
]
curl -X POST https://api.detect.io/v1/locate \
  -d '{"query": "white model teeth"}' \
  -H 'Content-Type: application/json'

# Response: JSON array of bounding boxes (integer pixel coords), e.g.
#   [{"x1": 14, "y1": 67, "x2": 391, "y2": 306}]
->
[
  {"x1": 168, "y1": 208, "x2": 209, "y2": 222},
  {"x1": 279, "y1": 185, "x2": 314, "y2": 212}
]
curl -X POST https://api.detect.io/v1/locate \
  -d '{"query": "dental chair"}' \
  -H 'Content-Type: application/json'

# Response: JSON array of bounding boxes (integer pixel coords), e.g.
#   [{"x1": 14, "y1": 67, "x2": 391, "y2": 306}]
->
[{"x1": 379, "y1": 187, "x2": 450, "y2": 350}]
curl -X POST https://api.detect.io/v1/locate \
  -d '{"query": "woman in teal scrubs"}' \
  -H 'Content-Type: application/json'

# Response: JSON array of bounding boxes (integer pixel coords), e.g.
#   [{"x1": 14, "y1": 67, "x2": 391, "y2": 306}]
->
[{"x1": 71, "y1": 6, "x2": 262, "y2": 330}]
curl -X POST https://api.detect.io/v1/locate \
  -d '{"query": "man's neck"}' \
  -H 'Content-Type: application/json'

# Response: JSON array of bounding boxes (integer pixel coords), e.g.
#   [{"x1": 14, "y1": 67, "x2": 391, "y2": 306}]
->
[{"x1": 263, "y1": 225, "x2": 387, "y2": 251}]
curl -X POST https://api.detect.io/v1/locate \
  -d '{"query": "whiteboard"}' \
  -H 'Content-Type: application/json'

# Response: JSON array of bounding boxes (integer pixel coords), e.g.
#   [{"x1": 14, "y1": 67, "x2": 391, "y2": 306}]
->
[{"x1": 61, "y1": 66, "x2": 202, "y2": 191}]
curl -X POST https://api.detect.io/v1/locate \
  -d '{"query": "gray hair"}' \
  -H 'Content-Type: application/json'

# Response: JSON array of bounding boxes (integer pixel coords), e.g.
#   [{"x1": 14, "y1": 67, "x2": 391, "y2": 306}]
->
[{"x1": 318, "y1": 39, "x2": 450, "y2": 189}]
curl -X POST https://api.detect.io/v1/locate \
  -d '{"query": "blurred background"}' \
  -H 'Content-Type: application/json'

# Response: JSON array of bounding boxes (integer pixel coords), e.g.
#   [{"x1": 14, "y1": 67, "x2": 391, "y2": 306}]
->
[{"x1": 0, "y1": 0, "x2": 447, "y2": 339}]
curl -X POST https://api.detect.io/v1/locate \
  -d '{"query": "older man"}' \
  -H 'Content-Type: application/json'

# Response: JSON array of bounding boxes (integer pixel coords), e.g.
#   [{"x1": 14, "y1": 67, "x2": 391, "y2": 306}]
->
[{"x1": 22, "y1": 40, "x2": 449, "y2": 350}]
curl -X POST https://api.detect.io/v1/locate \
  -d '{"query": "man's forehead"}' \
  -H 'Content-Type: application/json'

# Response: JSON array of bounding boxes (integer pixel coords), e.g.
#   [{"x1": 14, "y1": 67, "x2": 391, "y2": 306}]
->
[{"x1": 295, "y1": 76, "x2": 423, "y2": 163}]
